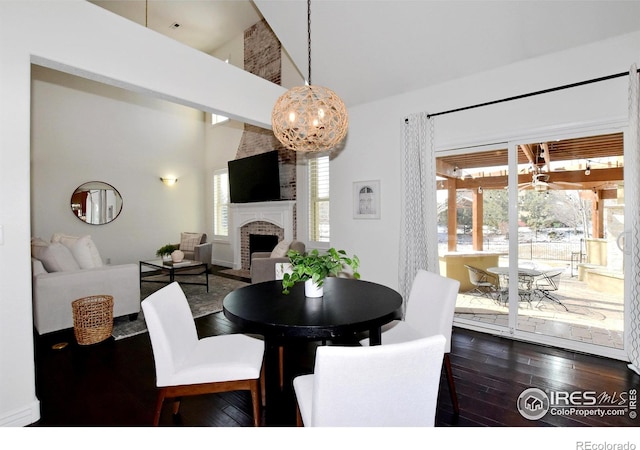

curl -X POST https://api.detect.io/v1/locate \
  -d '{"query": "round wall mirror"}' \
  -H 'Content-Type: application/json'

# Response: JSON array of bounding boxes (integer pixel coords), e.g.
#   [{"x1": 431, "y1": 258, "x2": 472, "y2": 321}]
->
[{"x1": 70, "y1": 181, "x2": 123, "y2": 225}]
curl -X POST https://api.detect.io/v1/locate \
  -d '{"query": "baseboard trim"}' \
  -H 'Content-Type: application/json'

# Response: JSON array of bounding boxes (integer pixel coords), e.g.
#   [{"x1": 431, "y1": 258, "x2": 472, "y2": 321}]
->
[{"x1": 0, "y1": 400, "x2": 40, "y2": 426}]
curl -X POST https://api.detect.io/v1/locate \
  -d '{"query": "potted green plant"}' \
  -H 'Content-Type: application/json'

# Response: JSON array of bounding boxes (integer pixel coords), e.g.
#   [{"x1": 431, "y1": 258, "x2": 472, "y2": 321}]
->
[
  {"x1": 282, "y1": 248, "x2": 360, "y2": 297},
  {"x1": 156, "y1": 244, "x2": 179, "y2": 260}
]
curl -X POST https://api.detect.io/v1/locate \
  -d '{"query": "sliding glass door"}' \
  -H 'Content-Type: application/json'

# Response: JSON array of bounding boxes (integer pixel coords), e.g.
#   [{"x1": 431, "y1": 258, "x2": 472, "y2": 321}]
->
[
  {"x1": 437, "y1": 130, "x2": 625, "y2": 358},
  {"x1": 437, "y1": 143, "x2": 511, "y2": 333},
  {"x1": 511, "y1": 134, "x2": 624, "y2": 353}
]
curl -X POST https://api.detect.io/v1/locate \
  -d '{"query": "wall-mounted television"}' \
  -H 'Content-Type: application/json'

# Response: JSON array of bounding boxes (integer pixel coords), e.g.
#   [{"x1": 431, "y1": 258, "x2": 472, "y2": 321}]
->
[{"x1": 228, "y1": 150, "x2": 281, "y2": 203}]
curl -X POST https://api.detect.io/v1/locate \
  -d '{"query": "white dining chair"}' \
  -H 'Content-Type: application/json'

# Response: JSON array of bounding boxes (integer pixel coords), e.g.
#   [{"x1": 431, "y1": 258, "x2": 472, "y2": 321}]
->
[
  {"x1": 360, "y1": 269, "x2": 461, "y2": 414},
  {"x1": 293, "y1": 335, "x2": 446, "y2": 426},
  {"x1": 142, "y1": 282, "x2": 265, "y2": 426}
]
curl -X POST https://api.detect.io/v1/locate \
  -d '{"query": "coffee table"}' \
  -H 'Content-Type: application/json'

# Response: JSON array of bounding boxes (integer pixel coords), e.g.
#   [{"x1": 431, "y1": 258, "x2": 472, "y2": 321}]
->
[{"x1": 139, "y1": 259, "x2": 209, "y2": 292}]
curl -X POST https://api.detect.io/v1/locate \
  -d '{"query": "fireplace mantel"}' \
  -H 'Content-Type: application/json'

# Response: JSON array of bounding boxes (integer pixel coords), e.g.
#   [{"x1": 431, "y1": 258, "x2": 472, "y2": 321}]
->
[{"x1": 230, "y1": 201, "x2": 296, "y2": 269}]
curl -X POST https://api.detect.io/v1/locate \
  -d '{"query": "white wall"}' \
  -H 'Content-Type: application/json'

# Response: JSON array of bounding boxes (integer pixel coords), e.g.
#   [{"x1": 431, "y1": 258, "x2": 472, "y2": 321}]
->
[
  {"x1": 0, "y1": 0, "x2": 284, "y2": 426},
  {"x1": 31, "y1": 66, "x2": 206, "y2": 264},
  {"x1": 331, "y1": 31, "x2": 640, "y2": 290}
]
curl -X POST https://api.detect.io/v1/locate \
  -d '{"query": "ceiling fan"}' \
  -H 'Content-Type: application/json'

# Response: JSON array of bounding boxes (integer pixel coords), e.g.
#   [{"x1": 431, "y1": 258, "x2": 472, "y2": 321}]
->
[
  {"x1": 518, "y1": 168, "x2": 584, "y2": 191},
  {"x1": 521, "y1": 172, "x2": 552, "y2": 191},
  {"x1": 517, "y1": 143, "x2": 581, "y2": 191}
]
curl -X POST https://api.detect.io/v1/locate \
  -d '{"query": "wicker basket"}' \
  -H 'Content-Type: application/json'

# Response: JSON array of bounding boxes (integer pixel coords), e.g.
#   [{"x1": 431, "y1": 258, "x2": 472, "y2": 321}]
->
[{"x1": 72, "y1": 295, "x2": 114, "y2": 345}]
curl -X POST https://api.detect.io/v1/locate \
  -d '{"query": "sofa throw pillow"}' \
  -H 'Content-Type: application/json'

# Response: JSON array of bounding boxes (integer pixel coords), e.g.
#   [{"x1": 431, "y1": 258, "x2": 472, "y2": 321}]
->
[
  {"x1": 180, "y1": 232, "x2": 203, "y2": 253},
  {"x1": 270, "y1": 240, "x2": 291, "y2": 258},
  {"x1": 51, "y1": 232, "x2": 78, "y2": 247},
  {"x1": 71, "y1": 236, "x2": 103, "y2": 269},
  {"x1": 32, "y1": 242, "x2": 80, "y2": 272},
  {"x1": 31, "y1": 257, "x2": 48, "y2": 276},
  {"x1": 51, "y1": 233, "x2": 103, "y2": 269},
  {"x1": 31, "y1": 237, "x2": 49, "y2": 258}
]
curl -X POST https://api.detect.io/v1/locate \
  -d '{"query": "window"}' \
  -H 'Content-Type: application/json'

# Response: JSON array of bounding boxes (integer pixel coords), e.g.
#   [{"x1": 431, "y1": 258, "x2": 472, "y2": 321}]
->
[
  {"x1": 211, "y1": 58, "x2": 230, "y2": 126},
  {"x1": 211, "y1": 113, "x2": 229, "y2": 126},
  {"x1": 309, "y1": 155, "x2": 330, "y2": 242},
  {"x1": 213, "y1": 169, "x2": 229, "y2": 237}
]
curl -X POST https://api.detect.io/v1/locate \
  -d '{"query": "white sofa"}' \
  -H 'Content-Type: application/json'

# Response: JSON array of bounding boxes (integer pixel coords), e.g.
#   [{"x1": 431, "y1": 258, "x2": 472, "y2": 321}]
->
[{"x1": 31, "y1": 234, "x2": 140, "y2": 335}]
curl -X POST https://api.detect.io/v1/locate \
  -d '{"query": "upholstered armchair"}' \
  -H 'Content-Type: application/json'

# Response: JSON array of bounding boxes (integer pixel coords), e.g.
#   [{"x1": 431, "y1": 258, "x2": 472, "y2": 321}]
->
[
  {"x1": 177, "y1": 232, "x2": 212, "y2": 269},
  {"x1": 250, "y1": 240, "x2": 306, "y2": 284}
]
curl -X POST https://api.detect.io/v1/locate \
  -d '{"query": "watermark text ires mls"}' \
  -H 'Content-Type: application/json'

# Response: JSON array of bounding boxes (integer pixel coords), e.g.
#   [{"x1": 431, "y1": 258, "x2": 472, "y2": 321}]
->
[{"x1": 517, "y1": 387, "x2": 637, "y2": 421}]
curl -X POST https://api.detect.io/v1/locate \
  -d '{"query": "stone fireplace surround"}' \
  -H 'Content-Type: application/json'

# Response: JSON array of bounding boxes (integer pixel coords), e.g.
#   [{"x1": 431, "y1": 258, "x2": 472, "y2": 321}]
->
[{"x1": 230, "y1": 201, "x2": 296, "y2": 270}]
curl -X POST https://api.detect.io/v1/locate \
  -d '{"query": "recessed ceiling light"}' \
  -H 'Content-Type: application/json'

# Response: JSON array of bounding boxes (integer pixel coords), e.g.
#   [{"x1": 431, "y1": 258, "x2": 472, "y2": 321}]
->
[{"x1": 170, "y1": 22, "x2": 180, "y2": 29}]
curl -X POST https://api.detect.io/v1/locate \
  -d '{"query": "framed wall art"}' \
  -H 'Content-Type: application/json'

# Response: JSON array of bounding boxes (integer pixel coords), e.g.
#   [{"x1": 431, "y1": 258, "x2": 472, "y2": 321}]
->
[{"x1": 353, "y1": 180, "x2": 380, "y2": 219}]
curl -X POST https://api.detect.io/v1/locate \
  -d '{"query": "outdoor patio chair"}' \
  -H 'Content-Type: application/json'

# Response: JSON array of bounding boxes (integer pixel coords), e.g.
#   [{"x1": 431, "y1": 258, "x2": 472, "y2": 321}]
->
[
  {"x1": 535, "y1": 269, "x2": 568, "y2": 310},
  {"x1": 464, "y1": 265, "x2": 500, "y2": 300}
]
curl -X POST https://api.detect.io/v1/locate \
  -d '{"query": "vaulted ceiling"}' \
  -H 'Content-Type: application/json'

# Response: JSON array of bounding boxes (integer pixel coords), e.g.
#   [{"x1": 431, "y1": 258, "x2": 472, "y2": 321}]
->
[
  {"x1": 88, "y1": 1, "x2": 634, "y2": 192},
  {"x1": 90, "y1": 1, "x2": 640, "y2": 107}
]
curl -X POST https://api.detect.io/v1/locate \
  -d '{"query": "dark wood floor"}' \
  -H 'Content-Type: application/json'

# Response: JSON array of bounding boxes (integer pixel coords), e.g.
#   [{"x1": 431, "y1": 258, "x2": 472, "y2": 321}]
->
[{"x1": 31, "y1": 269, "x2": 639, "y2": 428}]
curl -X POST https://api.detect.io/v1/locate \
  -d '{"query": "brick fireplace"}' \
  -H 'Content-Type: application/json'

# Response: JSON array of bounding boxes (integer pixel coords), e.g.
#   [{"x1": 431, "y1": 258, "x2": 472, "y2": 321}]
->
[
  {"x1": 224, "y1": 20, "x2": 299, "y2": 271},
  {"x1": 230, "y1": 201, "x2": 296, "y2": 270}
]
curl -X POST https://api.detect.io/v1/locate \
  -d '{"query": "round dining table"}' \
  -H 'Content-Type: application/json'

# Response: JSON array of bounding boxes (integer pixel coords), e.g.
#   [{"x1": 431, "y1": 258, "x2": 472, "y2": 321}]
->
[
  {"x1": 487, "y1": 266, "x2": 542, "y2": 304},
  {"x1": 223, "y1": 277, "x2": 403, "y2": 345},
  {"x1": 223, "y1": 277, "x2": 403, "y2": 407}
]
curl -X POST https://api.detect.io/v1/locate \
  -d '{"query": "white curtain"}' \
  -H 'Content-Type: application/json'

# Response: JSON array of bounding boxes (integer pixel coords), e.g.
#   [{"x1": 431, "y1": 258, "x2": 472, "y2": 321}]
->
[
  {"x1": 627, "y1": 65, "x2": 640, "y2": 375},
  {"x1": 399, "y1": 112, "x2": 439, "y2": 314}
]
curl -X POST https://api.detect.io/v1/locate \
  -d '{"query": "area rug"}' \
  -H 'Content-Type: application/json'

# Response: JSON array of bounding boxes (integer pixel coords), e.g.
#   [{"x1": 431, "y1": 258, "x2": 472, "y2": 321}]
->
[
  {"x1": 112, "y1": 274, "x2": 248, "y2": 340},
  {"x1": 219, "y1": 268, "x2": 251, "y2": 280}
]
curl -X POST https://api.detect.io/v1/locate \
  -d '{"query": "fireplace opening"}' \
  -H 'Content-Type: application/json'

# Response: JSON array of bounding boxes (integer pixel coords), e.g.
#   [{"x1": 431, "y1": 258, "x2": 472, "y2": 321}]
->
[{"x1": 249, "y1": 234, "x2": 279, "y2": 265}]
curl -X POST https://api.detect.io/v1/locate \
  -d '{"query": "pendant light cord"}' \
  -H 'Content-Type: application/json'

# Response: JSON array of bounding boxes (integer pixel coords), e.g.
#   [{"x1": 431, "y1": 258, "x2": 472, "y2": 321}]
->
[{"x1": 307, "y1": 0, "x2": 312, "y2": 85}]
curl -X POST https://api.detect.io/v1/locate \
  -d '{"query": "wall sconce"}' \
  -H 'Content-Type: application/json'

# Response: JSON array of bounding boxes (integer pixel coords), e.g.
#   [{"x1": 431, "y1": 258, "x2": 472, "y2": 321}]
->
[
  {"x1": 477, "y1": 186, "x2": 483, "y2": 194},
  {"x1": 585, "y1": 163, "x2": 591, "y2": 176},
  {"x1": 160, "y1": 177, "x2": 178, "y2": 186}
]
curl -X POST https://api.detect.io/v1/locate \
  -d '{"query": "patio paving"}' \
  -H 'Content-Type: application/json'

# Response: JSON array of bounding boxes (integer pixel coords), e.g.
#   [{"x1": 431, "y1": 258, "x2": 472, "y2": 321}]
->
[{"x1": 455, "y1": 275, "x2": 624, "y2": 349}]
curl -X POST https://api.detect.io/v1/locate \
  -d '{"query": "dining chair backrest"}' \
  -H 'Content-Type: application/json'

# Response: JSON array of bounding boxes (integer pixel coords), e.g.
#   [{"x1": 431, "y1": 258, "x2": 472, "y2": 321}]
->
[
  {"x1": 141, "y1": 282, "x2": 199, "y2": 386},
  {"x1": 541, "y1": 268, "x2": 564, "y2": 289},
  {"x1": 310, "y1": 334, "x2": 446, "y2": 426},
  {"x1": 404, "y1": 270, "x2": 460, "y2": 353},
  {"x1": 465, "y1": 265, "x2": 487, "y2": 284}
]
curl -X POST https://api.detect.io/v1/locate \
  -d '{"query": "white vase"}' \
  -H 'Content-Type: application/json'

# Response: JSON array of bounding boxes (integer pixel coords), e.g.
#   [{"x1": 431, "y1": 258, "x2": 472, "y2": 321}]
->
[
  {"x1": 304, "y1": 279, "x2": 324, "y2": 298},
  {"x1": 171, "y1": 249, "x2": 185, "y2": 263}
]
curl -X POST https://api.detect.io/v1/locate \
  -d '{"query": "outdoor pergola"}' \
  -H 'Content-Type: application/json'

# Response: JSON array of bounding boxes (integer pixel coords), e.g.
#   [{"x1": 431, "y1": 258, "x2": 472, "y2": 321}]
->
[{"x1": 436, "y1": 132, "x2": 624, "y2": 252}]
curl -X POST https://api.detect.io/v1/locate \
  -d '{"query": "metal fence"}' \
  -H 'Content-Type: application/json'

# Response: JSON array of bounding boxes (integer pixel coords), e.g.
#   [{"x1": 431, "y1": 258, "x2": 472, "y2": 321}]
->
[
  {"x1": 444, "y1": 235, "x2": 586, "y2": 262},
  {"x1": 484, "y1": 239, "x2": 584, "y2": 262}
]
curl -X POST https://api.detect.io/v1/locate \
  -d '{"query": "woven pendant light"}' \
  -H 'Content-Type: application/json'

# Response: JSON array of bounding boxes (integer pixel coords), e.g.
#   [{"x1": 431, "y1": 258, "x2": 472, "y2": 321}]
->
[{"x1": 272, "y1": 0, "x2": 348, "y2": 152}]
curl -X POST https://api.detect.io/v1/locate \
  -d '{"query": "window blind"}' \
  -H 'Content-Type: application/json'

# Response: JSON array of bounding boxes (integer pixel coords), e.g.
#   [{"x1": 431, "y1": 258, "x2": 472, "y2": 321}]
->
[
  {"x1": 213, "y1": 170, "x2": 229, "y2": 237},
  {"x1": 309, "y1": 156, "x2": 330, "y2": 242}
]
